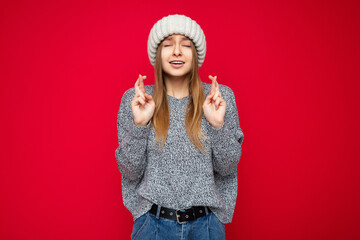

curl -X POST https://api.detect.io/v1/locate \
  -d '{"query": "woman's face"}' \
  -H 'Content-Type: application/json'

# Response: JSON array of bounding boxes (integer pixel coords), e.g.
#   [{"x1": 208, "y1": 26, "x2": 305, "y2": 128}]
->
[{"x1": 161, "y1": 34, "x2": 193, "y2": 78}]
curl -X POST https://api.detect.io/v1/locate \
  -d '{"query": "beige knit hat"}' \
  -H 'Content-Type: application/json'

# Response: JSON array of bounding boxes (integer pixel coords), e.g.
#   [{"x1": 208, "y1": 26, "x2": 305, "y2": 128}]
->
[{"x1": 147, "y1": 14, "x2": 207, "y2": 68}]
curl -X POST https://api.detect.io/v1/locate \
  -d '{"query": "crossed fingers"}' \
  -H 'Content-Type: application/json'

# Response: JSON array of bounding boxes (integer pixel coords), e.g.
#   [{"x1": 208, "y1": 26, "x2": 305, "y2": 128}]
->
[
  {"x1": 134, "y1": 74, "x2": 147, "y2": 107},
  {"x1": 209, "y1": 75, "x2": 222, "y2": 110}
]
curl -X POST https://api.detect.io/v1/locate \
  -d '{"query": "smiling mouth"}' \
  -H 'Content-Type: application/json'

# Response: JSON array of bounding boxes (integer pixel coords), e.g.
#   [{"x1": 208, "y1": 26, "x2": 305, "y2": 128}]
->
[
  {"x1": 169, "y1": 61, "x2": 185, "y2": 68},
  {"x1": 169, "y1": 61, "x2": 185, "y2": 65}
]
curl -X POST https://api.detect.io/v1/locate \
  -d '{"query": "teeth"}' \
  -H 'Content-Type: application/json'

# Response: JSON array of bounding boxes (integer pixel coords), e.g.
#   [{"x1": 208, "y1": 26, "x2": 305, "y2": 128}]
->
[{"x1": 171, "y1": 61, "x2": 184, "y2": 64}]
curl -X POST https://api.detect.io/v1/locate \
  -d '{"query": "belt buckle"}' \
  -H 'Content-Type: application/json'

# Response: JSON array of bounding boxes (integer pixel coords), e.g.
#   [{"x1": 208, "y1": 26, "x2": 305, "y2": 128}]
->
[{"x1": 175, "y1": 208, "x2": 188, "y2": 224}]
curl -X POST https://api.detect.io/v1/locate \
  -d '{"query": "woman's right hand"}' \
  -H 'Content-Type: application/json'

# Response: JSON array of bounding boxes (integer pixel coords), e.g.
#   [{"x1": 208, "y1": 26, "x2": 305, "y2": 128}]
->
[{"x1": 131, "y1": 74, "x2": 155, "y2": 127}]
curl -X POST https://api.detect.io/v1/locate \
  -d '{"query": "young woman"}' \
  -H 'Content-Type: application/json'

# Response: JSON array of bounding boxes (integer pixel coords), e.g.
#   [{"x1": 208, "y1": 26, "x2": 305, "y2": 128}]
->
[{"x1": 115, "y1": 14, "x2": 244, "y2": 240}]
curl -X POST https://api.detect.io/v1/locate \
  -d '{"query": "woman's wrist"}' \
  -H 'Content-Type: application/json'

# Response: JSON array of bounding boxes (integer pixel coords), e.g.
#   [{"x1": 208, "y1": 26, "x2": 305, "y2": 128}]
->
[
  {"x1": 209, "y1": 121, "x2": 224, "y2": 129},
  {"x1": 134, "y1": 120, "x2": 150, "y2": 127}
]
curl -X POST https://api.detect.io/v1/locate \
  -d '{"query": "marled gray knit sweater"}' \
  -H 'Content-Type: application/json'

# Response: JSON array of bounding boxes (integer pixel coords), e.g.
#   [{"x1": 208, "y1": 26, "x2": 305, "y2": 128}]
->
[{"x1": 115, "y1": 81, "x2": 244, "y2": 224}]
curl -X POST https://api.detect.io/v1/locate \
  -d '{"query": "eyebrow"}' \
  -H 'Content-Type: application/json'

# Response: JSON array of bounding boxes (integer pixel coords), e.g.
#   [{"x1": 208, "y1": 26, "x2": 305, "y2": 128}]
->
[{"x1": 165, "y1": 36, "x2": 191, "y2": 41}]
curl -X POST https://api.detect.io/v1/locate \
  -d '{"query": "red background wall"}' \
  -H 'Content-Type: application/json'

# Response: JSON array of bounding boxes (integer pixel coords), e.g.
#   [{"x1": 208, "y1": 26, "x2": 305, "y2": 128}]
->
[{"x1": 1, "y1": 0, "x2": 359, "y2": 239}]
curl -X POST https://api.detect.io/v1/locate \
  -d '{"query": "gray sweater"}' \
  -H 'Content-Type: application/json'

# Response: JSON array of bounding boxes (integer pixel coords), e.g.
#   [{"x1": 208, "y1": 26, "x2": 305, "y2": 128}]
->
[{"x1": 115, "y1": 81, "x2": 244, "y2": 224}]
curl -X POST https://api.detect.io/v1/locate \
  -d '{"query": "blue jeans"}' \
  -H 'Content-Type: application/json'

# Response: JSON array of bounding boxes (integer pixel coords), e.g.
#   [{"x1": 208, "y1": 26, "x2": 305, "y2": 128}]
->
[{"x1": 131, "y1": 206, "x2": 226, "y2": 240}]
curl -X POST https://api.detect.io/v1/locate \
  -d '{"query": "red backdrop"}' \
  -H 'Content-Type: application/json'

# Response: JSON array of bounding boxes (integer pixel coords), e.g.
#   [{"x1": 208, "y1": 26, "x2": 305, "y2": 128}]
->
[{"x1": 1, "y1": 0, "x2": 359, "y2": 239}]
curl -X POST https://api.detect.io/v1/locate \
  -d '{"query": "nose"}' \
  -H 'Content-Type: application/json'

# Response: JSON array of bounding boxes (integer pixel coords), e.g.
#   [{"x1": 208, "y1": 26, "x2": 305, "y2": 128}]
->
[{"x1": 173, "y1": 43, "x2": 182, "y2": 56}]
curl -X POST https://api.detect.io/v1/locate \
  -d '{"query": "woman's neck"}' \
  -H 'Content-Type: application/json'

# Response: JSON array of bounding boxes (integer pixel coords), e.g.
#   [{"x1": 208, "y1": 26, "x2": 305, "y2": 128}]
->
[{"x1": 164, "y1": 74, "x2": 190, "y2": 99}]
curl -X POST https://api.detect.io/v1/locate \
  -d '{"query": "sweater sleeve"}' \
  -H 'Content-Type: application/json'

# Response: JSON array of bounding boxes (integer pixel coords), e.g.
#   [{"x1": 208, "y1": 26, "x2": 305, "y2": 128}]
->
[
  {"x1": 206, "y1": 86, "x2": 244, "y2": 176},
  {"x1": 115, "y1": 88, "x2": 151, "y2": 181}
]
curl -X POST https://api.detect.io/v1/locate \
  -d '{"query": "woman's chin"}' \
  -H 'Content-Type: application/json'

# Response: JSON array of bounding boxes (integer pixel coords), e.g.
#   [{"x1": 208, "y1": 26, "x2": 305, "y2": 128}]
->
[{"x1": 163, "y1": 70, "x2": 191, "y2": 78}]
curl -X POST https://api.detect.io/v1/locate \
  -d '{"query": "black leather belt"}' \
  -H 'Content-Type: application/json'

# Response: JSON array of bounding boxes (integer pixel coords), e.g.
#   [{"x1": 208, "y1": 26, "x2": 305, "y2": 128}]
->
[{"x1": 149, "y1": 204, "x2": 212, "y2": 224}]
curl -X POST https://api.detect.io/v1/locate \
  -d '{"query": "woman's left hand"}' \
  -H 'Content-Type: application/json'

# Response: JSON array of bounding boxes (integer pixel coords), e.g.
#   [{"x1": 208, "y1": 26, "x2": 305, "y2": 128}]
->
[{"x1": 203, "y1": 75, "x2": 226, "y2": 129}]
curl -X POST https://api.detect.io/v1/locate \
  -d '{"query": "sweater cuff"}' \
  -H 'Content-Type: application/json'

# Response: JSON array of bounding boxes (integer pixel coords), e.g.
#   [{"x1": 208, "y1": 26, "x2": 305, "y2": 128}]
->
[
  {"x1": 131, "y1": 120, "x2": 151, "y2": 139},
  {"x1": 206, "y1": 121, "x2": 229, "y2": 144}
]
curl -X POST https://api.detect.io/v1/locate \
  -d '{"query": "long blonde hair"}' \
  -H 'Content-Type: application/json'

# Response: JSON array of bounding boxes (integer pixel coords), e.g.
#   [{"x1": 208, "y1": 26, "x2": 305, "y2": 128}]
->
[{"x1": 150, "y1": 38, "x2": 208, "y2": 153}]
